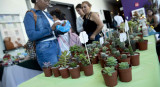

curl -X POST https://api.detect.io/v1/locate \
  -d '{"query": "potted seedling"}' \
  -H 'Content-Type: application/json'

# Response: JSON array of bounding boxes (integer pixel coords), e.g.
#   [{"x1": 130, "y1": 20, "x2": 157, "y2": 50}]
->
[
  {"x1": 103, "y1": 41, "x2": 110, "y2": 48},
  {"x1": 91, "y1": 48, "x2": 99, "y2": 64},
  {"x1": 58, "y1": 51, "x2": 71, "y2": 78},
  {"x1": 79, "y1": 54, "x2": 93, "y2": 76},
  {"x1": 100, "y1": 53, "x2": 108, "y2": 68},
  {"x1": 105, "y1": 56, "x2": 118, "y2": 69},
  {"x1": 122, "y1": 48, "x2": 130, "y2": 56},
  {"x1": 119, "y1": 54, "x2": 130, "y2": 64},
  {"x1": 51, "y1": 62, "x2": 61, "y2": 77},
  {"x1": 101, "y1": 46, "x2": 109, "y2": 54},
  {"x1": 114, "y1": 51, "x2": 121, "y2": 60},
  {"x1": 69, "y1": 45, "x2": 79, "y2": 56},
  {"x1": 127, "y1": 35, "x2": 137, "y2": 52},
  {"x1": 101, "y1": 67, "x2": 118, "y2": 87},
  {"x1": 118, "y1": 42, "x2": 126, "y2": 53},
  {"x1": 43, "y1": 62, "x2": 52, "y2": 77},
  {"x1": 138, "y1": 38, "x2": 148, "y2": 50},
  {"x1": 129, "y1": 45, "x2": 140, "y2": 66},
  {"x1": 118, "y1": 62, "x2": 132, "y2": 82},
  {"x1": 68, "y1": 61, "x2": 80, "y2": 79},
  {"x1": 111, "y1": 48, "x2": 117, "y2": 55}
]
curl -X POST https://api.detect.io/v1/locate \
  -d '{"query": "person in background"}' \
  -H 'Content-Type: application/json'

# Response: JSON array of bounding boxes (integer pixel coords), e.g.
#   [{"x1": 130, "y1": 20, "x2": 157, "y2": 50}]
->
[
  {"x1": 82, "y1": 1, "x2": 103, "y2": 44},
  {"x1": 114, "y1": 11, "x2": 124, "y2": 27},
  {"x1": 23, "y1": 0, "x2": 61, "y2": 68},
  {"x1": 75, "y1": 4, "x2": 85, "y2": 34},
  {"x1": 155, "y1": 8, "x2": 160, "y2": 32},
  {"x1": 50, "y1": 9, "x2": 70, "y2": 53},
  {"x1": 147, "y1": 9, "x2": 159, "y2": 32}
]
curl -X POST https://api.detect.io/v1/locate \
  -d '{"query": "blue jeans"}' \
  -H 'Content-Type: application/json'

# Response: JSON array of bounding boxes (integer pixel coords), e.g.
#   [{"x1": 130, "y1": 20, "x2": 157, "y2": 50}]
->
[{"x1": 36, "y1": 39, "x2": 61, "y2": 68}]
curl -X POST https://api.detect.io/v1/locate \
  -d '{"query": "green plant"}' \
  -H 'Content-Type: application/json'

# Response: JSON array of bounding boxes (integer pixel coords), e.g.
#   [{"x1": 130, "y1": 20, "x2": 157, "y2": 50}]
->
[
  {"x1": 119, "y1": 42, "x2": 125, "y2": 49},
  {"x1": 124, "y1": 48, "x2": 129, "y2": 53},
  {"x1": 111, "y1": 48, "x2": 117, "y2": 54},
  {"x1": 91, "y1": 51, "x2": 96, "y2": 58},
  {"x1": 119, "y1": 62, "x2": 129, "y2": 69},
  {"x1": 78, "y1": 47, "x2": 85, "y2": 54},
  {"x1": 52, "y1": 62, "x2": 59, "y2": 67},
  {"x1": 97, "y1": 44, "x2": 102, "y2": 49},
  {"x1": 102, "y1": 46, "x2": 108, "y2": 52},
  {"x1": 94, "y1": 48, "x2": 100, "y2": 54},
  {"x1": 138, "y1": 38, "x2": 144, "y2": 42},
  {"x1": 129, "y1": 45, "x2": 134, "y2": 55},
  {"x1": 101, "y1": 53, "x2": 108, "y2": 59},
  {"x1": 121, "y1": 54, "x2": 127, "y2": 59},
  {"x1": 109, "y1": 45, "x2": 112, "y2": 50},
  {"x1": 58, "y1": 51, "x2": 71, "y2": 68},
  {"x1": 103, "y1": 41, "x2": 109, "y2": 46},
  {"x1": 79, "y1": 54, "x2": 90, "y2": 66},
  {"x1": 91, "y1": 43, "x2": 97, "y2": 48},
  {"x1": 69, "y1": 61, "x2": 77, "y2": 68},
  {"x1": 103, "y1": 66, "x2": 116, "y2": 76},
  {"x1": 92, "y1": 41, "x2": 100, "y2": 45},
  {"x1": 111, "y1": 42, "x2": 116, "y2": 48},
  {"x1": 106, "y1": 56, "x2": 118, "y2": 66},
  {"x1": 69, "y1": 45, "x2": 80, "y2": 53},
  {"x1": 130, "y1": 35, "x2": 134, "y2": 40},
  {"x1": 115, "y1": 51, "x2": 120, "y2": 57}
]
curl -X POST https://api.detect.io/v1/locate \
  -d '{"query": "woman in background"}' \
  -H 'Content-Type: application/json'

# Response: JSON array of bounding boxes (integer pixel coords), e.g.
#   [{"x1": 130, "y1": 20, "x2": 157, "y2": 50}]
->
[
  {"x1": 23, "y1": 0, "x2": 61, "y2": 68},
  {"x1": 82, "y1": 1, "x2": 103, "y2": 44},
  {"x1": 147, "y1": 9, "x2": 159, "y2": 31}
]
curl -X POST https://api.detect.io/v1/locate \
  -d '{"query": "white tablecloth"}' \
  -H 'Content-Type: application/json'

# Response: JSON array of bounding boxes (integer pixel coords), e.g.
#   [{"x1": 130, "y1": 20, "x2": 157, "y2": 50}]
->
[{"x1": 2, "y1": 65, "x2": 42, "y2": 87}]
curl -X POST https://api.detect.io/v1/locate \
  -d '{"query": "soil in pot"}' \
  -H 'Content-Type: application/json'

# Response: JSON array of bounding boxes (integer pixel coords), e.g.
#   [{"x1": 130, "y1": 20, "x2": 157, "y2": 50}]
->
[
  {"x1": 83, "y1": 64, "x2": 93, "y2": 76},
  {"x1": 118, "y1": 67, "x2": 132, "y2": 82},
  {"x1": 43, "y1": 67, "x2": 52, "y2": 77},
  {"x1": 59, "y1": 68, "x2": 70, "y2": 78},
  {"x1": 69, "y1": 66, "x2": 80, "y2": 79}
]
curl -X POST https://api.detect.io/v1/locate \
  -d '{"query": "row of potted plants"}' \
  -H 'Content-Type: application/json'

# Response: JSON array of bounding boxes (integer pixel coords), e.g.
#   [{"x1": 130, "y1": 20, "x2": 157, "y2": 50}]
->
[{"x1": 42, "y1": 50, "x2": 93, "y2": 79}]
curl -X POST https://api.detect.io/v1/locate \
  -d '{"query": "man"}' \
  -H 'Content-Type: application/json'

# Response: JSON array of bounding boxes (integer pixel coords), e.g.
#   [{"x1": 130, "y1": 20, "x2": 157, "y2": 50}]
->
[
  {"x1": 75, "y1": 4, "x2": 85, "y2": 34},
  {"x1": 114, "y1": 11, "x2": 124, "y2": 27}
]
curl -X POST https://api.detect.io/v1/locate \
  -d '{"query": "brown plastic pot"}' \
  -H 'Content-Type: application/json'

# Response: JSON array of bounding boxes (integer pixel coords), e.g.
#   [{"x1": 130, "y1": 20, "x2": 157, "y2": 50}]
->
[
  {"x1": 118, "y1": 67, "x2": 132, "y2": 82},
  {"x1": 131, "y1": 52, "x2": 140, "y2": 66},
  {"x1": 59, "y1": 68, "x2": 70, "y2": 78},
  {"x1": 51, "y1": 67, "x2": 61, "y2": 77},
  {"x1": 83, "y1": 64, "x2": 93, "y2": 76},
  {"x1": 119, "y1": 57, "x2": 131, "y2": 64},
  {"x1": 78, "y1": 62, "x2": 84, "y2": 71},
  {"x1": 138, "y1": 40, "x2": 148, "y2": 50},
  {"x1": 43, "y1": 67, "x2": 52, "y2": 77},
  {"x1": 100, "y1": 58, "x2": 105, "y2": 68},
  {"x1": 102, "y1": 70, "x2": 118, "y2": 87},
  {"x1": 69, "y1": 66, "x2": 80, "y2": 79}
]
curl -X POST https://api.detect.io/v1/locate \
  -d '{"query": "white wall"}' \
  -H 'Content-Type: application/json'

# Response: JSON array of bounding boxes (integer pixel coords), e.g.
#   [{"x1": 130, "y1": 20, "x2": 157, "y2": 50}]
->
[
  {"x1": 0, "y1": 0, "x2": 28, "y2": 58},
  {"x1": 0, "y1": 0, "x2": 113, "y2": 58}
]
